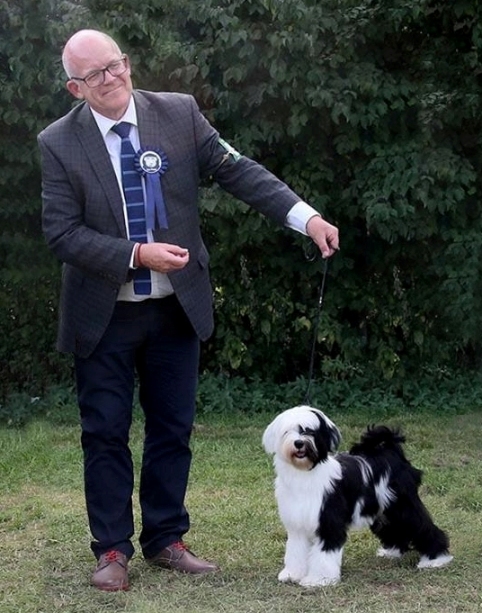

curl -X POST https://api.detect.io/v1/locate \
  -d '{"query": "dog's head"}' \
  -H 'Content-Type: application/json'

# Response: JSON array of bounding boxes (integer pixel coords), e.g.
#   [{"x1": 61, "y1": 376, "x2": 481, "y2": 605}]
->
[{"x1": 262, "y1": 405, "x2": 341, "y2": 470}]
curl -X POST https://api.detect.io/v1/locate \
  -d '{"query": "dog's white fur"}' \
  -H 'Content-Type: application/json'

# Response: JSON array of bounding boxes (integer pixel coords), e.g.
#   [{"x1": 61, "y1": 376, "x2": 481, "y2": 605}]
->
[{"x1": 263, "y1": 406, "x2": 453, "y2": 587}]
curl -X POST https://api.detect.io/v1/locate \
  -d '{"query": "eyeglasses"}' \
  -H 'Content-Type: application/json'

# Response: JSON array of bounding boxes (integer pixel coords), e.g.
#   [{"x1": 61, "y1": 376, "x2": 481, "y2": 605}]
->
[{"x1": 69, "y1": 55, "x2": 128, "y2": 88}]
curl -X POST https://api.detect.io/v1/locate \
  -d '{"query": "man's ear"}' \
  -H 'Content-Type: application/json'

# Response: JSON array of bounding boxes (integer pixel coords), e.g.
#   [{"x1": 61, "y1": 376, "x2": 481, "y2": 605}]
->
[{"x1": 66, "y1": 79, "x2": 84, "y2": 100}]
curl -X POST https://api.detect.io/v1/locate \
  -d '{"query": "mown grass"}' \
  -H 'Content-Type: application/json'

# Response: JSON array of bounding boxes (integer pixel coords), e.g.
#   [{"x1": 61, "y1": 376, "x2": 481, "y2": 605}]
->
[{"x1": 1, "y1": 406, "x2": 481, "y2": 612}]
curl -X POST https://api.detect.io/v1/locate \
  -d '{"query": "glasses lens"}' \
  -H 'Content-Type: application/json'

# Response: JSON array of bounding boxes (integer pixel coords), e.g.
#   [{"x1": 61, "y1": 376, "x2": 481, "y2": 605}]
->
[
  {"x1": 108, "y1": 58, "x2": 127, "y2": 76},
  {"x1": 84, "y1": 70, "x2": 104, "y2": 88}
]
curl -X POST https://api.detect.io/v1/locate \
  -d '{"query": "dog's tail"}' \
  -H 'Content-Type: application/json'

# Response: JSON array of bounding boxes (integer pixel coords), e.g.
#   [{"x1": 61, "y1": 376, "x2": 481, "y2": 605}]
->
[{"x1": 349, "y1": 425, "x2": 406, "y2": 456}]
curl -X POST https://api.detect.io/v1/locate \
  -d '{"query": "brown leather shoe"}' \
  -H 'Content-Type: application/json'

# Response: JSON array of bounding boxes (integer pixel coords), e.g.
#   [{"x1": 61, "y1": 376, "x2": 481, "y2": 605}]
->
[
  {"x1": 91, "y1": 550, "x2": 129, "y2": 591},
  {"x1": 146, "y1": 541, "x2": 219, "y2": 574}
]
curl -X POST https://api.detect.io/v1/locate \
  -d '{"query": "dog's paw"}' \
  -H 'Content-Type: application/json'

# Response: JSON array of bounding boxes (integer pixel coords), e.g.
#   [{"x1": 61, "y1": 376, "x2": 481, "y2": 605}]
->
[
  {"x1": 278, "y1": 568, "x2": 303, "y2": 583},
  {"x1": 417, "y1": 553, "x2": 453, "y2": 569},
  {"x1": 299, "y1": 574, "x2": 340, "y2": 587},
  {"x1": 377, "y1": 546, "x2": 403, "y2": 559}
]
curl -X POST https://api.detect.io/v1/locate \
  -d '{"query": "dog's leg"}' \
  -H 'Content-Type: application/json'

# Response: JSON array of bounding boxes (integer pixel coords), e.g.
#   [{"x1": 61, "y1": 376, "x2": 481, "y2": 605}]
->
[
  {"x1": 300, "y1": 544, "x2": 343, "y2": 587},
  {"x1": 278, "y1": 532, "x2": 309, "y2": 583},
  {"x1": 397, "y1": 490, "x2": 453, "y2": 569},
  {"x1": 417, "y1": 552, "x2": 453, "y2": 568},
  {"x1": 300, "y1": 512, "x2": 348, "y2": 586},
  {"x1": 414, "y1": 518, "x2": 453, "y2": 569},
  {"x1": 371, "y1": 518, "x2": 407, "y2": 560},
  {"x1": 379, "y1": 492, "x2": 453, "y2": 569}
]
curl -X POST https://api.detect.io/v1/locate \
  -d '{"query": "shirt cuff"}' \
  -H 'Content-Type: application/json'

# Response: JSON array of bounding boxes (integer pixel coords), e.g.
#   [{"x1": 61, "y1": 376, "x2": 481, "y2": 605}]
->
[
  {"x1": 285, "y1": 201, "x2": 322, "y2": 236},
  {"x1": 129, "y1": 244, "x2": 138, "y2": 269}
]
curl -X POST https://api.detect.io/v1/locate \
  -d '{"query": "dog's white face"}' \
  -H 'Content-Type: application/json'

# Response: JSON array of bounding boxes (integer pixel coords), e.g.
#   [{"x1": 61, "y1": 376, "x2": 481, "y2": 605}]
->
[{"x1": 262, "y1": 406, "x2": 341, "y2": 470}]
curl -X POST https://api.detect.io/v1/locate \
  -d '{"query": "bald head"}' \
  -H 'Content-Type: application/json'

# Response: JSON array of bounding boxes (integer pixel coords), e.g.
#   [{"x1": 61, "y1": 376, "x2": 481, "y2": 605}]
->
[
  {"x1": 62, "y1": 30, "x2": 122, "y2": 78},
  {"x1": 62, "y1": 29, "x2": 133, "y2": 120}
]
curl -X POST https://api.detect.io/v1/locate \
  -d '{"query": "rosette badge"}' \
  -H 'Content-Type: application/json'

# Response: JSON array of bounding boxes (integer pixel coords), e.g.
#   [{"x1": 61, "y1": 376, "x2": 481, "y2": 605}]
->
[
  {"x1": 139, "y1": 151, "x2": 163, "y2": 173},
  {"x1": 135, "y1": 148, "x2": 169, "y2": 230}
]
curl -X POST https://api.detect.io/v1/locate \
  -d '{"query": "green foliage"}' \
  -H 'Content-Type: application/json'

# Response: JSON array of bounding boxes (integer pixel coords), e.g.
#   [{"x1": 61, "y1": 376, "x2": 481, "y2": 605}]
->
[
  {"x1": 3, "y1": 367, "x2": 482, "y2": 427},
  {"x1": 2, "y1": 0, "x2": 482, "y2": 401},
  {"x1": 108, "y1": 0, "x2": 482, "y2": 380},
  {"x1": 0, "y1": 0, "x2": 88, "y2": 400}
]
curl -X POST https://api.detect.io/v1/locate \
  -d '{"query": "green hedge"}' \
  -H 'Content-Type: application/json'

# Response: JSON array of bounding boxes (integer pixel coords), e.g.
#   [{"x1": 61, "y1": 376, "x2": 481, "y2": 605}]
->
[{"x1": 1, "y1": 0, "x2": 482, "y2": 403}]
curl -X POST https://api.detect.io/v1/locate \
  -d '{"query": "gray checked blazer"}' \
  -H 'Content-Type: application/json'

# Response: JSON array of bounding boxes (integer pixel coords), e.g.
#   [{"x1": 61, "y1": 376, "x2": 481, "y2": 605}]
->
[{"x1": 38, "y1": 90, "x2": 302, "y2": 358}]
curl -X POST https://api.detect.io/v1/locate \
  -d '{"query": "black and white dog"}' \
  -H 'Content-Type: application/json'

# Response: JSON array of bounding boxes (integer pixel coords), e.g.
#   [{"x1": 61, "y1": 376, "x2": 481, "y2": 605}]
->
[{"x1": 262, "y1": 406, "x2": 453, "y2": 586}]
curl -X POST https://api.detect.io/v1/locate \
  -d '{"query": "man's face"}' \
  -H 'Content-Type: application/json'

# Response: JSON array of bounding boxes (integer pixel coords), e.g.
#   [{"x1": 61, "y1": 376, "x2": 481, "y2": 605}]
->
[{"x1": 65, "y1": 38, "x2": 133, "y2": 120}]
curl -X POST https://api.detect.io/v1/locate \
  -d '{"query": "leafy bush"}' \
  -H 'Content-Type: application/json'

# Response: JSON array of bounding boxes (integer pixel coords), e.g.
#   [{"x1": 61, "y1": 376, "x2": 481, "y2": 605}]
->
[
  {"x1": 98, "y1": 0, "x2": 482, "y2": 379},
  {"x1": 3, "y1": 367, "x2": 482, "y2": 427},
  {"x1": 0, "y1": 0, "x2": 87, "y2": 400},
  {"x1": 1, "y1": 0, "x2": 482, "y2": 402}
]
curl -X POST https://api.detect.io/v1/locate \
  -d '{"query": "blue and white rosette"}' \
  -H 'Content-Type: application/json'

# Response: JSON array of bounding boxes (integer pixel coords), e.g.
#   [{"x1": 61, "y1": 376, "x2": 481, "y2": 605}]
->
[{"x1": 134, "y1": 148, "x2": 169, "y2": 230}]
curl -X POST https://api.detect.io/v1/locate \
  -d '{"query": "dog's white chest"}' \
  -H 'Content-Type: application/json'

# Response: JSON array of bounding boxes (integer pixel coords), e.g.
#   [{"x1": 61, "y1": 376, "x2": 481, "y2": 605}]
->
[
  {"x1": 274, "y1": 460, "x2": 340, "y2": 532},
  {"x1": 276, "y1": 487, "x2": 322, "y2": 532}
]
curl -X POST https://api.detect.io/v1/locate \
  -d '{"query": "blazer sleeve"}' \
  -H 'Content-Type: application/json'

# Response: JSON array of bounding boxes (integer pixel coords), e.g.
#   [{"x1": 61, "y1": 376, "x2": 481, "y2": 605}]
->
[{"x1": 189, "y1": 96, "x2": 303, "y2": 226}]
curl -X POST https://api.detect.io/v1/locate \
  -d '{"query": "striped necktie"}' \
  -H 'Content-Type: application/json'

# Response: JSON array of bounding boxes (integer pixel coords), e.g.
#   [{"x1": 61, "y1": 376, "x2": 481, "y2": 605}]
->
[{"x1": 111, "y1": 122, "x2": 152, "y2": 295}]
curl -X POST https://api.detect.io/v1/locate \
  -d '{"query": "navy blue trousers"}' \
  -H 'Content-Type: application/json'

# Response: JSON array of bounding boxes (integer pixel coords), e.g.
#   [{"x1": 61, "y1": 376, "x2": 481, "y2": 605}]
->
[{"x1": 74, "y1": 295, "x2": 200, "y2": 560}]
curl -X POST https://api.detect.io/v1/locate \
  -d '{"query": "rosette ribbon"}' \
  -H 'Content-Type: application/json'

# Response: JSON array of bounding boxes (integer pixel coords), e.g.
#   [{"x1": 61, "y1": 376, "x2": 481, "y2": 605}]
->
[{"x1": 134, "y1": 148, "x2": 169, "y2": 230}]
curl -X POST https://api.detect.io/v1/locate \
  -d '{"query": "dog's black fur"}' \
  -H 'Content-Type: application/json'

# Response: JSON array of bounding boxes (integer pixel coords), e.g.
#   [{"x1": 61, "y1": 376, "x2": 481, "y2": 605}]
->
[{"x1": 341, "y1": 425, "x2": 450, "y2": 559}]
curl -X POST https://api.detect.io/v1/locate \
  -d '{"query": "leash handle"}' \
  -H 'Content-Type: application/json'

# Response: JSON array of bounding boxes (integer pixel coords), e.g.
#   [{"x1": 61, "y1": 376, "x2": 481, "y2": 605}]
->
[{"x1": 304, "y1": 257, "x2": 329, "y2": 405}]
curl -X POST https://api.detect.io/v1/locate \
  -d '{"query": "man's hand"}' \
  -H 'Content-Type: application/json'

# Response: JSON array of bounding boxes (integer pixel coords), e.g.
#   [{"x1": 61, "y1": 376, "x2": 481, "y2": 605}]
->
[
  {"x1": 138, "y1": 242, "x2": 190, "y2": 273},
  {"x1": 306, "y1": 215, "x2": 339, "y2": 259}
]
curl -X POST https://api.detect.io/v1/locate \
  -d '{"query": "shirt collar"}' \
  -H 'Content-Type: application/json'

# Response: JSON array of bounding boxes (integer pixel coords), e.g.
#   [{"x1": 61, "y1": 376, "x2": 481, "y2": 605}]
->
[{"x1": 91, "y1": 96, "x2": 138, "y2": 138}]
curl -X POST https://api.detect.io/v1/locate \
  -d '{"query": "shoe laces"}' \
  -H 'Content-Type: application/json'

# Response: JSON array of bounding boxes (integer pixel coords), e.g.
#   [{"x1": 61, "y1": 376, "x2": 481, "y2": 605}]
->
[
  {"x1": 171, "y1": 541, "x2": 188, "y2": 552},
  {"x1": 104, "y1": 550, "x2": 123, "y2": 563}
]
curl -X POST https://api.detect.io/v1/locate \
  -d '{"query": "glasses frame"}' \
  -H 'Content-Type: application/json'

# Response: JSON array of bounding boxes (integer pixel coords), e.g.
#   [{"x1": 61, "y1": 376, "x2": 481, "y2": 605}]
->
[{"x1": 69, "y1": 55, "x2": 128, "y2": 88}]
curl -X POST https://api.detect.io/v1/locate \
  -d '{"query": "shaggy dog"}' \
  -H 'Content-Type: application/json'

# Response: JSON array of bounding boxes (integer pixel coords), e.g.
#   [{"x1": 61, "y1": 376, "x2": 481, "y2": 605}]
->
[{"x1": 262, "y1": 406, "x2": 453, "y2": 586}]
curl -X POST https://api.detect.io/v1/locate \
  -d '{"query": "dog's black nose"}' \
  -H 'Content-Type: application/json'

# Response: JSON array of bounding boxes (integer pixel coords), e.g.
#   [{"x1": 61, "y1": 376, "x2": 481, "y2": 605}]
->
[{"x1": 294, "y1": 439, "x2": 304, "y2": 449}]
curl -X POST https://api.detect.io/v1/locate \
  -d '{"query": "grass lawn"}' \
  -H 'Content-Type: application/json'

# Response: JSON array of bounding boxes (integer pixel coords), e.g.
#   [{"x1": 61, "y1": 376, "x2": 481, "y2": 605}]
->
[{"x1": 1, "y1": 406, "x2": 481, "y2": 612}]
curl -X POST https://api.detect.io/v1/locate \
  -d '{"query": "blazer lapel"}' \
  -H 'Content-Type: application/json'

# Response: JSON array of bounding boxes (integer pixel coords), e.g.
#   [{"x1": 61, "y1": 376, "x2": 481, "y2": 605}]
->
[
  {"x1": 74, "y1": 104, "x2": 127, "y2": 237},
  {"x1": 134, "y1": 91, "x2": 163, "y2": 150}
]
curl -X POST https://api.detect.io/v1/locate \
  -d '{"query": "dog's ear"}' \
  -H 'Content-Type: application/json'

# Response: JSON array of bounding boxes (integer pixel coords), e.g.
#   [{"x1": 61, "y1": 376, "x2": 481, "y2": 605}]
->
[
  {"x1": 311, "y1": 409, "x2": 342, "y2": 452},
  {"x1": 328, "y1": 423, "x2": 342, "y2": 452},
  {"x1": 262, "y1": 419, "x2": 278, "y2": 454}
]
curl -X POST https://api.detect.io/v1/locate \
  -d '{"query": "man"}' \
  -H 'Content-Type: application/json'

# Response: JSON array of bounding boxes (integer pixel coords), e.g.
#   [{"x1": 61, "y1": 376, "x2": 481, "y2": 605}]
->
[{"x1": 38, "y1": 29, "x2": 339, "y2": 592}]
